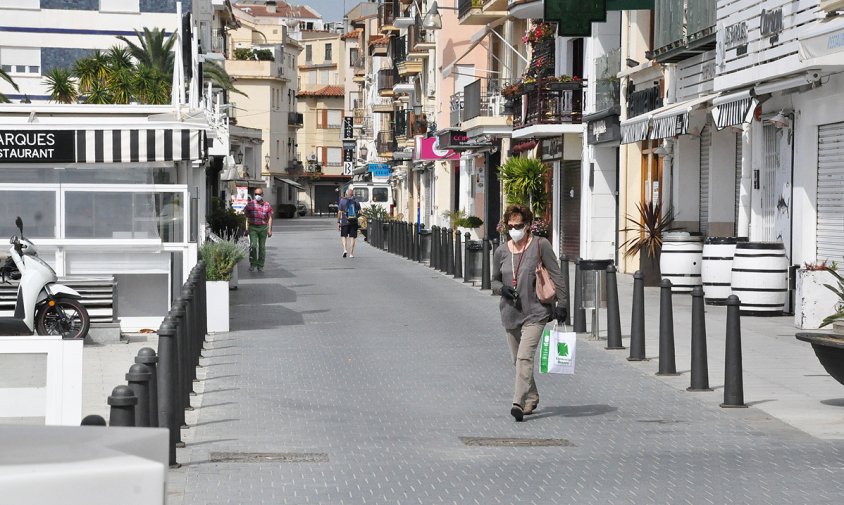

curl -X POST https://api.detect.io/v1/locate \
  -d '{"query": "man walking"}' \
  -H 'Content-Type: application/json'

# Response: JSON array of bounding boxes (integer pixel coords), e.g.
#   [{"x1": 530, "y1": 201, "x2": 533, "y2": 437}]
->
[
  {"x1": 244, "y1": 188, "x2": 273, "y2": 271},
  {"x1": 338, "y1": 188, "x2": 360, "y2": 258}
]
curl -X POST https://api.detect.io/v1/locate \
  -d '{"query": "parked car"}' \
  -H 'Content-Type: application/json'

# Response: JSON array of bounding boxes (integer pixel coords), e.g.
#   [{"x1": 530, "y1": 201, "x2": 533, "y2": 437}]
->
[{"x1": 296, "y1": 202, "x2": 307, "y2": 216}]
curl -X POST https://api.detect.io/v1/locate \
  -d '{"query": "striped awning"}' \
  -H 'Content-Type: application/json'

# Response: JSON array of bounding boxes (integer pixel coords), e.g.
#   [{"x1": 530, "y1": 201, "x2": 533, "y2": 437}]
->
[
  {"x1": 650, "y1": 93, "x2": 720, "y2": 140},
  {"x1": 620, "y1": 116, "x2": 650, "y2": 144},
  {"x1": 75, "y1": 128, "x2": 207, "y2": 163},
  {"x1": 712, "y1": 90, "x2": 756, "y2": 130}
]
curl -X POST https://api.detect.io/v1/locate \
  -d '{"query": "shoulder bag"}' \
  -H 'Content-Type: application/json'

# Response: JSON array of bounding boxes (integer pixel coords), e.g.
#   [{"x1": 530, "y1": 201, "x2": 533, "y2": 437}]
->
[{"x1": 535, "y1": 239, "x2": 556, "y2": 304}]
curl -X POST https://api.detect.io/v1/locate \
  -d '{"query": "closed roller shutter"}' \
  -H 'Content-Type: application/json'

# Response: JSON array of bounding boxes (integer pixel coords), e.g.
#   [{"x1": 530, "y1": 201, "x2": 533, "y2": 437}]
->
[
  {"x1": 735, "y1": 132, "x2": 742, "y2": 235},
  {"x1": 559, "y1": 160, "x2": 581, "y2": 258},
  {"x1": 817, "y1": 122, "x2": 844, "y2": 259},
  {"x1": 699, "y1": 125, "x2": 711, "y2": 236}
]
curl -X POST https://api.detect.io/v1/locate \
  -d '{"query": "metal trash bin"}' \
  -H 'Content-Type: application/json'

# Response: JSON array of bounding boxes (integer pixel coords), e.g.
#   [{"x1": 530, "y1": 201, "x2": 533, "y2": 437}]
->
[
  {"x1": 580, "y1": 259, "x2": 612, "y2": 339},
  {"x1": 465, "y1": 240, "x2": 483, "y2": 282},
  {"x1": 418, "y1": 229, "x2": 432, "y2": 264}
]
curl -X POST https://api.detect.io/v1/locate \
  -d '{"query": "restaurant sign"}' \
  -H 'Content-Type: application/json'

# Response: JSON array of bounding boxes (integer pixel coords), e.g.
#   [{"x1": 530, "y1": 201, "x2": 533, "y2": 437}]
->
[{"x1": 0, "y1": 130, "x2": 76, "y2": 163}]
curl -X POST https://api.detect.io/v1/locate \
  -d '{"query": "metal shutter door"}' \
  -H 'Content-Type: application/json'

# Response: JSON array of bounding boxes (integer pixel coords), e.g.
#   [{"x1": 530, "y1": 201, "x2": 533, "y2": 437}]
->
[
  {"x1": 735, "y1": 132, "x2": 742, "y2": 235},
  {"x1": 699, "y1": 125, "x2": 711, "y2": 236},
  {"x1": 817, "y1": 122, "x2": 844, "y2": 259}
]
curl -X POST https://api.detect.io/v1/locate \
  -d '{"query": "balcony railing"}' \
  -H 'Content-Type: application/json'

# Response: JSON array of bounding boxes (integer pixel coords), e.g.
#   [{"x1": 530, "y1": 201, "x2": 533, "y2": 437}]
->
[
  {"x1": 394, "y1": 109, "x2": 415, "y2": 139},
  {"x1": 458, "y1": 0, "x2": 483, "y2": 18},
  {"x1": 288, "y1": 112, "x2": 303, "y2": 126},
  {"x1": 376, "y1": 130, "x2": 396, "y2": 155},
  {"x1": 408, "y1": 13, "x2": 434, "y2": 52},
  {"x1": 393, "y1": 35, "x2": 407, "y2": 65},
  {"x1": 462, "y1": 78, "x2": 507, "y2": 121},
  {"x1": 211, "y1": 28, "x2": 226, "y2": 54},
  {"x1": 378, "y1": 1, "x2": 397, "y2": 30},
  {"x1": 450, "y1": 92, "x2": 463, "y2": 127},
  {"x1": 377, "y1": 68, "x2": 396, "y2": 93},
  {"x1": 512, "y1": 85, "x2": 583, "y2": 130},
  {"x1": 594, "y1": 48, "x2": 621, "y2": 113},
  {"x1": 653, "y1": 0, "x2": 716, "y2": 58}
]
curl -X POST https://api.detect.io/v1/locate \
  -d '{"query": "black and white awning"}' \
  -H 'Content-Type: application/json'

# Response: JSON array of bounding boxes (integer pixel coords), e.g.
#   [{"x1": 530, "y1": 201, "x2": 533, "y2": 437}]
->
[
  {"x1": 712, "y1": 90, "x2": 755, "y2": 130},
  {"x1": 75, "y1": 129, "x2": 207, "y2": 163},
  {"x1": 620, "y1": 116, "x2": 650, "y2": 145},
  {"x1": 649, "y1": 93, "x2": 719, "y2": 140}
]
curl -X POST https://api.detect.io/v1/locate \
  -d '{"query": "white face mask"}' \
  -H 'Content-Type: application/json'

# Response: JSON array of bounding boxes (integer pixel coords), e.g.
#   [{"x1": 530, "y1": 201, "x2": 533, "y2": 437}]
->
[
  {"x1": 509, "y1": 228, "x2": 526, "y2": 243},
  {"x1": 255, "y1": 194, "x2": 263, "y2": 202}
]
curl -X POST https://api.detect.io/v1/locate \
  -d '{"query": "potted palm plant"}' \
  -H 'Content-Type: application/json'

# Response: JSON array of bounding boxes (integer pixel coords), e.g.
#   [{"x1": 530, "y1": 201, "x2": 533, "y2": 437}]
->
[
  {"x1": 620, "y1": 201, "x2": 674, "y2": 286},
  {"x1": 199, "y1": 238, "x2": 248, "y2": 333},
  {"x1": 497, "y1": 156, "x2": 548, "y2": 219}
]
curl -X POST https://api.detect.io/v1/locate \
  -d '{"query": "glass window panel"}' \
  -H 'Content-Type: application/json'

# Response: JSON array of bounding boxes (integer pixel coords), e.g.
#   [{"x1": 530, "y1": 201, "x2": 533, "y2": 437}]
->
[
  {"x1": 327, "y1": 147, "x2": 342, "y2": 164},
  {"x1": 0, "y1": 65, "x2": 11, "y2": 72},
  {"x1": 65, "y1": 191, "x2": 183, "y2": 242},
  {"x1": 352, "y1": 188, "x2": 369, "y2": 202},
  {"x1": 14, "y1": 65, "x2": 25, "y2": 73},
  {"x1": 327, "y1": 110, "x2": 342, "y2": 128},
  {"x1": 0, "y1": 190, "x2": 57, "y2": 238},
  {"x1": 0, "y1": 165, "x2": 176, "y2": 184},
  {"x1": 372, "y1": 188, "x2": 389, "y2": 203},
  {"x1": 28, "y1": 66, "x2": 39, "y2": 74}
]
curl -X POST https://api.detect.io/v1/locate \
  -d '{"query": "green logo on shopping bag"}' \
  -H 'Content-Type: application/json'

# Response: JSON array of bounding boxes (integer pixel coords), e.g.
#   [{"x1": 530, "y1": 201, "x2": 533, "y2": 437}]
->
[{"x1": 557, "y1": 342, "x2": 569, "y2": 357}]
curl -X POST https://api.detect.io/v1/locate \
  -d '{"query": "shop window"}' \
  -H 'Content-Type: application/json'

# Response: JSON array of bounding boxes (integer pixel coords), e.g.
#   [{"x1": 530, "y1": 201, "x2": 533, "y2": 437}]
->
[
  {"x1": 65, "y1": 191, "x2": 184, "y2": 242},
  {"x1": 372, "y1": 188, "x2": 389, "y2": 203},
  {"x1": 0, "y1": 189, "x2": 57, "y2": 238}
]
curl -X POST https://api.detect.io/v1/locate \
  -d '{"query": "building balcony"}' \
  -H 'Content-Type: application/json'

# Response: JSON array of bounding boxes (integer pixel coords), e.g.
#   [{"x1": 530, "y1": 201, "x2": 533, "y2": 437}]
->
[
  {"x1": 450, "y1": 92, "x2": 463, "y2": 128},
  {"x1": 408, "y1": 17, "x2": 435, "y2": 57},
  {"x1": 397, "y1": 59, "x2": 423, "y2": 77},
  {"x1": 651, "y1": 0, "x2": 716, "y2": 63},
  {"x1": 459, "y1": 0, "x2": 505, "y2": 25},
  {"x1": 461, "y1": 78, "x2": 512, "y2": 138},
  {"x1": 377, "y1": 68, "x2": 397, "y2": 96},
  {"x1": 372, "y1": 97, "x2": 394, "y2": 113},
  {"x1": 507, "y1": 0, "x2": 543, "y2": 20},
  {"x1": 376, "y1": 130, "x2": 396, "y2": 157},
  {"x1": 511, "y1": 84, "x2": 584, "y2": 139},
  {"x1": 288, "y1": 112, "x2": 304, "y2": 127},
  {"x1": 224, "y1": 59, "x2": 285, "y2": 80},
  {"x1": 379, "y1": 1, "x2": 398, "y2": 33},
  {"x1": 484, "y1": 0, "x2": 509, "y2": 11}
]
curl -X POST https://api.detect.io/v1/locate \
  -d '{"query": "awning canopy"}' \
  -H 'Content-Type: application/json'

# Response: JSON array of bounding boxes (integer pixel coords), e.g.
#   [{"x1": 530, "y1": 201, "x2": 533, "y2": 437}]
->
[
  {"x1": 620, "y1": 116, "x2": 649, "y2": 144},
  {"x1": 712, "y1": 90, "x2": 756, "y2": 130},
  {"x1": 274, "y1": 177, "x2": 303, "y2": 189},
  {"x1": 650, "y1": 93, "x2": 719, "y2": 139}
]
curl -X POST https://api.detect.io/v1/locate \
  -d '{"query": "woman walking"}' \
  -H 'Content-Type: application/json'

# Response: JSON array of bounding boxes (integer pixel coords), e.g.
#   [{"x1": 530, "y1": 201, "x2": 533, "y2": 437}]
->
[{"x1": 491, "y1": 204, "x2": 568, "y2": 421}]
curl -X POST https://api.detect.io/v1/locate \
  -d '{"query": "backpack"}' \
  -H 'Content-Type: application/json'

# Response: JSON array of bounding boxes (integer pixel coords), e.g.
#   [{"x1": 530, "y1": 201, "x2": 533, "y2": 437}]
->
[{"x1": 345, "y1": 198, "x2": 358, "y2": 220}]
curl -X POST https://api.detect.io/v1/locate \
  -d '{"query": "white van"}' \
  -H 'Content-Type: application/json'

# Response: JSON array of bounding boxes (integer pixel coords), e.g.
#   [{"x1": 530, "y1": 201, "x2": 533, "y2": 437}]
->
[{"x1": 344, "y1": 182, "x2": 393, "y2": 215}]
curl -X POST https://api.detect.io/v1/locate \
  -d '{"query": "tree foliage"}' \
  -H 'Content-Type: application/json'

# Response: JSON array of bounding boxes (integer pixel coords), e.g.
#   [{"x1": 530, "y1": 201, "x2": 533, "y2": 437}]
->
[
  {"x1": 498, "y1": 156, "x2": 548, "y2": 218},
  {"x1": 0, "y1": 67, "x2": 19, "y2": 103}
]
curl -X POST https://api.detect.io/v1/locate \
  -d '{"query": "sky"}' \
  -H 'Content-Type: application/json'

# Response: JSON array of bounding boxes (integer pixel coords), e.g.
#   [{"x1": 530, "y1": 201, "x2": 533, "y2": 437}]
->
[{"x1": 297, "y1": 0, "x2": 346, "y2": 22}]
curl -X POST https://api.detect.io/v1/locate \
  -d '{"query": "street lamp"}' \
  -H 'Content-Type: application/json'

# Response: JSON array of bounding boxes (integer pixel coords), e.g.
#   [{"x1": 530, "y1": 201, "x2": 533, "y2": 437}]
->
[
  {"x1": 359, "y1": 145, "x2": 368, "y2": 159},
  {"x1": 235, "y1": 150, "x2": 244, "y2": 164},
  {"x1": 264, "y1": 153, "x2": 271, "y2": 170},
  {"x1": 422, "y1": 1, "x2": 443, "y2": 30}
]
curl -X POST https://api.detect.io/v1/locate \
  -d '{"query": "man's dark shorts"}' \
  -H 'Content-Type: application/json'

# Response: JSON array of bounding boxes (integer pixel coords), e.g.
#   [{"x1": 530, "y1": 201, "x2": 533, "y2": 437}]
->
[{"x1": 340, "y1": 220, "x2": 359, "y2": 237}]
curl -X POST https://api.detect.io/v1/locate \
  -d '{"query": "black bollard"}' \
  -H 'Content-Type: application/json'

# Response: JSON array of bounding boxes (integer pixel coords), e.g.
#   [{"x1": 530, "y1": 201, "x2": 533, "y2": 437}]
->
[
  {"x1": 126, "y1": 363, "x2": 152, "y2": 428},
  {"x1": 721, "y1": 295, "x2": 747, "y2": 408},
  {"x1": 107, "y1": 385, "x2": 137, "y2": 427},
  {"x1": 573, "y1": 259, "x2": 586, "y2": 333},
  {"x1": 453, "y1": 229, "x2": 462, "y2": 279},
  {"x1": 135, "y1": 348, "x2": 159, "y2": 427},
  {"x1": 481, "y1": 237, "x2": 491, "y2": 290},
  {"x1": 157, "y1": 318, "x2": 180, "y2": 467},
  {"x1": 463, "y1": 232, "x2": 471, "y2": 283},
  {"x1": 628, "y1": 271, "x2": 647, "y2": 361},
  {"x1": 196, "y1": 261, "x2": 208, "y2": 344},
  {"x1": 560, "y1": 255, "x2": 571, "y2": 324},
  {"x1": 657, "y1": 279, "x2": 679, "y2": 376},
  {"x1": 81, "y1": 414, "x2": 106, "y2": 426},
  {"x1": 442, "y1": 227, "x2": 450, "y2": 272},
  {"x1": 688, "y1": 286, "x2": 712, "y2": 391},
  {"x1": 431, "y1": 225, "x2": 439, "y2": 269},
  {"x1": 605, "y1": 264, "x2": 625, "y2": 350}
]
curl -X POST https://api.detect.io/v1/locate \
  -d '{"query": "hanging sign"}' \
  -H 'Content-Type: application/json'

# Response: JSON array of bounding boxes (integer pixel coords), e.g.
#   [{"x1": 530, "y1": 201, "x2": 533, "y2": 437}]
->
[{"x1": 342, "y1": 116, "x2": 354, "y2": 140}]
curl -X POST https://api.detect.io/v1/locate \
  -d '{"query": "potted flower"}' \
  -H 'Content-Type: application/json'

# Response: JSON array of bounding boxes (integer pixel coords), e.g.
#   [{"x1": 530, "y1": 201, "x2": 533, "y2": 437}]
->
[
  {"x1": 795, "y1": 260, "x2": 839, "y2": 329},
  {"x1": 200, "y1": 238, "x2": 248, "y2": 333},
  {"x1": 522, "y1": 76, "x2": 537, "y2": 93},
  {"x1": 619, "y1": 201, "x2": 675, "y2": 287},
  {"x1": 457, "y1": 215, "x2": 484, "y2": 240},
  {"x1": 547, "y1": 75, "x2": 584, "y2": 91},
  {"x1": 530, "y1": 218, "x2": 549, "y2": 238}
]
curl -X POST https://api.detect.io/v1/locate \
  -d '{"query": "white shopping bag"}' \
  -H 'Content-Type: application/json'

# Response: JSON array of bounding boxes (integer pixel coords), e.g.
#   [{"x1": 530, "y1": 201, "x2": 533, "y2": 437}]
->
[{"x1": 539, "y1": 322, "x2": 576, "y2": 374}]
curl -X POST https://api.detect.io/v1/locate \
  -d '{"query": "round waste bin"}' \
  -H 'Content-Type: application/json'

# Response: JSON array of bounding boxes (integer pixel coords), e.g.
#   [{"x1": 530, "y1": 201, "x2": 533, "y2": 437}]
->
[
  {"x1": 659, "y1": 232, "x2": 703, "y2": 293},
  {"x1": 731, "y1": 241, "x2": 788, "y2": 316},
  {"x1": 580, "y1": 259, "x2": 613, "y2": 309},
  {"x1": 418, "y1": 229, "x2": 432, "y2": 264},
  {"x1": 702, "y1": 236, "x2": 747, "y2": 305},
  {"x1": 465, "y1": 240, "x2": 483, "y2": 282}
]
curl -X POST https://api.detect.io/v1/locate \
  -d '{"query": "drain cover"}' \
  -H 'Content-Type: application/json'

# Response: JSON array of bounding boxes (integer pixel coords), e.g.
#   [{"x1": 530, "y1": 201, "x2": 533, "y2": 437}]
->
[
  {"x1": 209, "y1": 452, "x2": 329, "y2": 463},
  {"x1": 459, "y1": 437, "x2": 573, "y2": 447}
]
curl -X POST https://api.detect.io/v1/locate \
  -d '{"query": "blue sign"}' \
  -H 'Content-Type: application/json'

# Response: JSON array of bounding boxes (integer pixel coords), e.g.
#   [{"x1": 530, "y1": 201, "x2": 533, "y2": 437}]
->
[{"x1": 367, "y1": 163, "x2": 391, "y2": 177}]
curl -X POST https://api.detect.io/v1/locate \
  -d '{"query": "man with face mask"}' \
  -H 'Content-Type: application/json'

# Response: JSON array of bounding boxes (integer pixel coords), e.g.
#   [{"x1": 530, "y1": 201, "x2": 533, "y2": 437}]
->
[
  {"x1": 491, "y1": 204, "x2": 568, "y2": 422},
  {"x1": 244, "y1": 188, "x2": 273, "y2": 272}
]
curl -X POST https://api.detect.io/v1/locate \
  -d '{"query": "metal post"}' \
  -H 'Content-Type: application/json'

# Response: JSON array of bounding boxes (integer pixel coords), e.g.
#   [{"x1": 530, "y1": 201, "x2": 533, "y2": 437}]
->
[
  {"x1": 463, "y1": 232, "x2": 471, "y2": 283},
  {"x1": 721, "y1": 295, "x2": 747, "y2": 408},
  {"x1": 196, "y1": 260, "x2": 208, "y2": 344},
  {"x1": 180, "y1": 288, "x2": 199, "y2": 385},
  {"x1": 559, "y1": 254, "x2": 571, "y2": 325},
  {"x1": 81, "y1": 414, "x2": 106, "y2": 426},
  {"x1": 453, "y1": 229, "x2": 462, "y2": 279},
  {"x1": 628, "y1": 271, "x2": 647, "y2": 361},
  {"x1": 573, "y1": 259, "x2": 586, "y2": 333},
  {"x1": 481, "y1": 237, "x2": 491, "y2": 290},
  {"x1": 688, "y1": 286, "x2": 712, "y2": 391},
  {"x1": 605, "y1": 265, "x2": 624, "y2": 350},
  {"x1": 107, "y1": 385, "x2": 137, "y2": 427},
  {"x1": 431, "y1": 225, "x2": 439, "y2": 269},
  {"x1": 125, "y1": 363, "x2": 152, "y2": 427},
  {"x1": 446, "y1": 228, "x2": 454, "y2": 275},
  {"x1": 657, "y1": 279, "x2": 679, "y2": 376},
  {"x1": 156, "y1": 318, "x2": 179, "y2": 466},
  {"x1": 135, "y1": 348, "x2": 159, "y2": 427}
]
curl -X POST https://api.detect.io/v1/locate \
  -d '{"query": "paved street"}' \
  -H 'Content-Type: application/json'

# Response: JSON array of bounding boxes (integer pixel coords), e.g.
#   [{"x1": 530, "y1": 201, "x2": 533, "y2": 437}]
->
[{"x1": 169, "y1": 218, "x2": 844, "y2": 504}]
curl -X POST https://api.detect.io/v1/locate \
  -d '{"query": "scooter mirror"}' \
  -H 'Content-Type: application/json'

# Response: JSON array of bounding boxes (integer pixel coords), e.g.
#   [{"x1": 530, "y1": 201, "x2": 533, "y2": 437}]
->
[{"x1": 15, "y1": 216, "x2": 23, "y2": 235}]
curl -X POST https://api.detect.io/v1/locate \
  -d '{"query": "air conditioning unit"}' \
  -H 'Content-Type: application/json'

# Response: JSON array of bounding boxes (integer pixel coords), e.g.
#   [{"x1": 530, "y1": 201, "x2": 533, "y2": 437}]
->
[
  {"x1": 821, "y1": 0, "x2": 844, "y2": 12},
  {"x1": 306, "y1": 154, "x2": 317, "y2": 161}
]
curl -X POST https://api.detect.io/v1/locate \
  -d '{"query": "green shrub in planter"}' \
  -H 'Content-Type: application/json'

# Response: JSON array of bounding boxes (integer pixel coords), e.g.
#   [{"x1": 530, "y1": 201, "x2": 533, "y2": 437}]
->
[
  {"x1": 278, "y1": 203, "x2": 297, "y2": 218},
  {"x1": 200, "y1": 239, "x2": 248, "y2": 281},
  {"x1": 460, "y1": 216, "x2": 484, "y2": 228},
  {"x1": 207, "y1": 197, "x2": 245, "y2": 239}
]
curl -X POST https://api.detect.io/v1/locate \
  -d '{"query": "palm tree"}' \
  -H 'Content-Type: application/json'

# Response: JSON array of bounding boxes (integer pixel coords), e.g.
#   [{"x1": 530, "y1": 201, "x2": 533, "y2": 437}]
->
[
  {"x1": 0, "y1": 67, "x2": 19, "y2": 103},
  {"x1": 117, "y1": 28, "x2": 175, "y2": 75},
  {"x1": 44, "y1": 68, "x2": 78, "y2": 104},
  {"x1": 203, "y1": 60, "x2": 246, "y2": 97}
]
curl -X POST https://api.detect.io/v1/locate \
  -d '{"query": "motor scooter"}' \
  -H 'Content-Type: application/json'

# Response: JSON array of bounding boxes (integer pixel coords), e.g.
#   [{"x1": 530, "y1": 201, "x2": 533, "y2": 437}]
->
[{"x1": 0, "y1": 217, "x2": 90, "y2": 339}]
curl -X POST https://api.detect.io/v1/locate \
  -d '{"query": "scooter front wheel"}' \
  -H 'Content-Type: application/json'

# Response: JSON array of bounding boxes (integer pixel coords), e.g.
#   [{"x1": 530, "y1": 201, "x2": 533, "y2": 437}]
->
[{"x1": 36, "y1": 297, "x2": 90, "y2": 340}]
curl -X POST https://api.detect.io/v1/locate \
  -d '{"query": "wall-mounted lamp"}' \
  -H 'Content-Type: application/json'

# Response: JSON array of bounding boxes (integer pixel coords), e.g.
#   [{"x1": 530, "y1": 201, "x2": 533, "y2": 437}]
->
[
  {"x1": 264, "y1": 153, "x2": 271, "y2": 168},
  {"x1": 770, "y1": 109, "x2": 791, "y2": 129},
  {"x1": 626, "y1": 58, "x2": 640, "y2": 68},
  {"x1": 235, "y1": 151, "x2": 244, "y2": 164},
  {"x1": 359, "y1": 145, "x2": 368, "y2": 159}
]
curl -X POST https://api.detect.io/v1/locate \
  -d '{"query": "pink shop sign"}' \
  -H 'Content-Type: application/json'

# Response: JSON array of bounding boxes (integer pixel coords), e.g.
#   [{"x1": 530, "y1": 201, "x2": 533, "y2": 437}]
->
[{"x1": 413, "y1": 136, "x2": 459, "y2": 161}]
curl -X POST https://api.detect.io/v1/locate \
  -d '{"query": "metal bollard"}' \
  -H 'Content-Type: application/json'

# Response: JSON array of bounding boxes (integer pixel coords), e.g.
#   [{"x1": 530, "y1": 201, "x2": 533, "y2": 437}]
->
[
  {"x1": 481, "y1": 237, "x2": 491, "y2": 290},
  {"x1": 431, "y1": 225, "x2": 439, "y2": 269},
  {"x1": 81, "y1": 414, "x2": 106, "y2": 426},
  {"x1": 170, "y1": 300, "x2": 191, "y2": 442},
  {"x1": 126, "y1": 363, "x2": 152, "y2": 427},
  {"x1": 657, "y1": 279, "x2": 679, "y2": 376},
  {"x1": 446, "y1": 228, "x2": 455, "y2": 275},
  {"x1": 196, "y1": 261, "x2": 208, "y2": 343},
  {"x1": 135, "y1": 348, "x2": 159, "y2": 427},
  {"x1": 157, "y1": 318, "x2": 180, "y2": 466},
  {"x1": 463, "y1": 232, "x2": 471, "y2": 283},
  {"x1": 180, "y1": 287, "x2": 199, "y2": 386},
  {"x1": 439, "y1": 227, "x2": 447, "y2": 272},
  {"x1": 721, "y1": 295, "x2": 747, "y2": 408},
  {"x1": 559, "y1": 255, "x2": 571, "y2": 325},
  {"x1": 107, "y1": 385, "x2": 137, "y2": 427},
  {"x1": 688, "y1": 286, "x2": 712, "y2": 391},
  {"x1": 573, "y1": 259, "x2": 586, "y2": 333},
  {"x1": 628, "y1": 271, "x2": 647, "y2": 361},
  {"x1": 605, "y1": 264, "x2": 625, "y2": 350},
  {"x1": 453, "y1": 229, "x2": 462, "y2": 279},
  {"x1": 406, "y1": 222, "x2": 412, "y2": 259}
]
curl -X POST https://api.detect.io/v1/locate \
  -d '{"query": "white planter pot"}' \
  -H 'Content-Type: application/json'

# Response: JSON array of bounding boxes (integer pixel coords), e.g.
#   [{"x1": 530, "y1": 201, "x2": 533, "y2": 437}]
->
[
  {"x1": 206, "y1": 280, "x2": 230, "y2": 333},
  {"x1": 795, "y1": 269, "x2": 838, "y2": 329}
]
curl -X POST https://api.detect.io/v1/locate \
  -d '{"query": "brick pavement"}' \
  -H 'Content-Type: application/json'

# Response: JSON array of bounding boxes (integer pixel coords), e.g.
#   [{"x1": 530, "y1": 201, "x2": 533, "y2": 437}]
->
[{"x1": 167, "y1": 219, "x2": 844, "y2": 504}]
